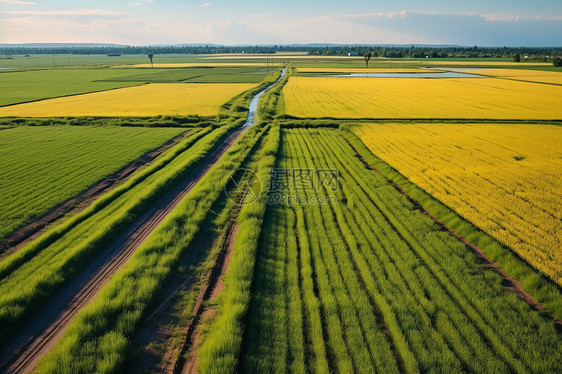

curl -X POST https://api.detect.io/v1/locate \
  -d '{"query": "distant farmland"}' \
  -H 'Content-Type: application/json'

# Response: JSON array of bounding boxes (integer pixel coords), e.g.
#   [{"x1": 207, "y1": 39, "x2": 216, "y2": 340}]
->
[
  {"x1": 282, "y1": 75, "x2": 562, "y2": 119},
  {"x1": 0, "y1": 83, "x2": 257, "y2": 117}
]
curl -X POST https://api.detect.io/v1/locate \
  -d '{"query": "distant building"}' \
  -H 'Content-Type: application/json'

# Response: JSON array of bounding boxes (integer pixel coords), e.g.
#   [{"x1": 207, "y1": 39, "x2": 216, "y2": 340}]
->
[
  {"x1": 348, "y1": 52, "x2": 358, "y2": 57},
  {"x1": 107, "y1": 53, "x2": 121, "y2": 57}
]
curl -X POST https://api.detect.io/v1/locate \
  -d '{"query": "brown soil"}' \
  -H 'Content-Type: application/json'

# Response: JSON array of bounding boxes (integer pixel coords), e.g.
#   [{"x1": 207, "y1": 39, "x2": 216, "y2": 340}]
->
[
  {"x1": 345, "y1": 138, "x2": 562, "y2": 326},
  {"x1": 0, "y1": 132, "x2": 186, "y2": 257},
  {"x1": 0, "y1": 127, "x2": 248, "y2": 374}
]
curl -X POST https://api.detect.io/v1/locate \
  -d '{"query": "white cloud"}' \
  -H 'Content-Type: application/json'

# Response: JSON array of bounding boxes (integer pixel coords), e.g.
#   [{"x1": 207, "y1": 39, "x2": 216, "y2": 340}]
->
[
  {"x1": 200, "y1": 2, "x2": 211, "y2": 7},
  {"x1": 129, "y1": 0, "x2": 153, "y2": 5},
  {"x1": 481, "y1": 13, "x2": 562, "y2": 22},
  {"x1": 0, "y1": 0, "x2": 36, "y2": 4},
  {"x1": 0, "y1": 9, "x2": 129, "y2": 17},
  {"x1": 1, "y1": 7, "x2": 561, "y2": 46},
  {"x1": 333, "y1": 11, "x2": 562, "y2": 23}
]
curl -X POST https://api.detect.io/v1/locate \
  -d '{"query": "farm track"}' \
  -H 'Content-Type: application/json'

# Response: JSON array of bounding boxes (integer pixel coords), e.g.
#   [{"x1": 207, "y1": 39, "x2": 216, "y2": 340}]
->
[
  {"x1": 344, "y1": 137, "x2": 562, "y2": 326},
  {"x1": 0, "y1": 127, "x2": 248, "y2": 374},
  {"x1": 0, "y1": 131, "x2": 187, "y2": 256}
]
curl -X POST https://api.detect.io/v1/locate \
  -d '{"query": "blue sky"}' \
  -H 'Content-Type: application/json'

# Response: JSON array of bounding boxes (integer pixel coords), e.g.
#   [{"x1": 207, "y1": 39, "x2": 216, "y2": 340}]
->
[{"x1": 1, "y1": 0, "x2": 561, "y2": 46}]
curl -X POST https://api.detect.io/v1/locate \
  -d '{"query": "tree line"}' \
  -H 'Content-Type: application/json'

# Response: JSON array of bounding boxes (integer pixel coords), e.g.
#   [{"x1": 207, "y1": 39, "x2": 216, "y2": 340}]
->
[{"x1": 1, "y1": 44, "x2": 560, "y2": 63}]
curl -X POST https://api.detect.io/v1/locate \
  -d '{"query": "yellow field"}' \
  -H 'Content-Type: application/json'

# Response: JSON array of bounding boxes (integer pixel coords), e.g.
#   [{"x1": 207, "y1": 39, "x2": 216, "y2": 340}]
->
[
  {"x1": 0, "y1": 83, "x2": 256, "y2": 117},
  {"x1": 113, "y1": 62, "x2": 280, "y2": 68},
  {"x1": 296, "y1": 67, "x2": 441, "y2": 73},
  {"x1": 282, "y1": 76, "x2": 562, "y2": 119},
  {"x1": 463, "y1": 68, "x2": 562, "y2": 85},
  {"x1": 354, "y1": 123, "x2": 562, "y2": 285}
]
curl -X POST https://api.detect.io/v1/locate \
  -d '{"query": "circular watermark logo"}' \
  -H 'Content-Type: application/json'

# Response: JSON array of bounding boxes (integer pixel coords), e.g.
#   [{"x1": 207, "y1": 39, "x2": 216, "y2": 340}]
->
[{"x1": 225, "y1": 168, "x2": 262, "y2": 205}]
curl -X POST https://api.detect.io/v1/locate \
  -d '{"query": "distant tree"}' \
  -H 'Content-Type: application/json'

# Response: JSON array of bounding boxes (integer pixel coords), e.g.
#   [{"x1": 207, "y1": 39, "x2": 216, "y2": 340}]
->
[
  {"x1": 513, "y1": 53, "x2": 521, "y2": 62},
  {"x1": 148, "y1": 51, "x2": 154, "y2": 68},
  {"x1": 364, "y1": 51, "x2": 372, "y2": 68},
  {"x1": 554, "y1": 57, "x2": 562, "y2": 67}
]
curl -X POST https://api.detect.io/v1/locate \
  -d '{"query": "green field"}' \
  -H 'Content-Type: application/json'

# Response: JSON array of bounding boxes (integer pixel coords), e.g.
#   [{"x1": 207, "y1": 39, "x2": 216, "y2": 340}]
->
[
  {"x1": 0, "y1": 69, "x2": 144, "y2": 106},
  {"x1": 98, "y1": 66, "x2": 270, "y2": 83},
  {"x1": 0, "y1": 66, "x2": 268, "y2": 107},
  {"x1": 0, "y1": 125, "x2": 186, "y2": 241},
  {"x1": 0, "y1": 54, "x2": 202, "y2": 69},
  {"x1": 199, "y1": 128, "x2": 562, "y2": 373}
]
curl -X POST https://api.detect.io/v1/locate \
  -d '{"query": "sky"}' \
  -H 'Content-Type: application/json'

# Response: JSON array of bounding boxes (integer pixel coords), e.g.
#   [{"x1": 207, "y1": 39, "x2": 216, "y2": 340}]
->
[{"x1": 0, "y1": 0, "x2": 561, "y2": 46}]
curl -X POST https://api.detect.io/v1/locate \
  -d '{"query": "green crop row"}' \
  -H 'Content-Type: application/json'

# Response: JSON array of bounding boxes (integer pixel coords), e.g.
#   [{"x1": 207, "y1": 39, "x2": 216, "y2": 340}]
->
[
  {"x1": 239, "y1": 128, "x2": 561, "y2": 374},
  {"x1": 35, "y1": 122, "x2": 273, "y2": 373}
]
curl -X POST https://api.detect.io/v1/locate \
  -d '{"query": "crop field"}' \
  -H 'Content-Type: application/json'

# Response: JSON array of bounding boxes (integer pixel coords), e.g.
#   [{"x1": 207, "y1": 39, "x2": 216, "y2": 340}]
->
[
  {"x1": 98, "y1": 66, "x2": 270, "y2": 84},
  {"x1": 0, "y1": 69, "x2": 144, "y2": 106},
  {"x1": 0, "y1": 66, "x2": 266, "y2": 108},
  {"x1": 0, "y1": 83, "x2": 257, "y2": 117},
  {"x1": 354, "y1": 123, "x2": 562, "y2": 285},
  {"x1": 114, "y1": 62, "x2": 282, "y2": 68},
  {"x1": 0, "y1": 53, "x2": 560, "y2": 374},
  {"x1": 200, "y1": 128, "x2": 562, "y2": 374},
  {"x1": 460, "y1": 68, "x2": 562, "y2": 85},
  {"x1": 282, "y1": 76, "x2": 562, "y2": 119},
  {"x1": 0, "y1": 125, "x2": 187, "y2": 242}
]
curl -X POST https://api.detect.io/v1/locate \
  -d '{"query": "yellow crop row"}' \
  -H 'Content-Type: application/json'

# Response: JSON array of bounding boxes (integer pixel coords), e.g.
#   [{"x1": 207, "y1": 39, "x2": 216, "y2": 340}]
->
[
  {"x1": 354, "y1": 123, "x2": 562, "y2": 285},
  {"x1": 0, "y1": 83, "x2": 256, "y2": 117},
  {"x1": 465, "y1": 68, "x2": 562, "y2": 85},
  {"x1": 282, "y1": 76, "x2": 562, "y2": 119}
]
